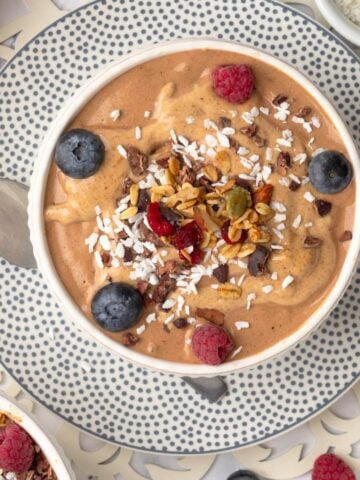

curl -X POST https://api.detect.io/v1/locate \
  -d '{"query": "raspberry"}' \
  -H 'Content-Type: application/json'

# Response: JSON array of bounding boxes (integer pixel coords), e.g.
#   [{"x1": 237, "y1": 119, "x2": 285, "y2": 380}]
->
[
  {"x1": 179, "y1": 247, "x2": 203, "y2": 265},
  {"x1": 146, "y1": 202, "x2": 175, "y2": 237},
  {"x1": 172, "y1": 221, "x2": 203, "y2": 250},
  {"x1": 221, "y1": 220, "x2": 248, "y2": 245},
  {"x1": 312, "y1": 454, "x2": 355, "y2": 480},
  {"x1": 192, "y1": 325, "x2": 234, "y2": 365},
  {"x1": 0, "y1": 423, "x2": 35, "y2": 473},
  {"x1": 212, "y1": 64, "x2": 254, "y2": 104}
]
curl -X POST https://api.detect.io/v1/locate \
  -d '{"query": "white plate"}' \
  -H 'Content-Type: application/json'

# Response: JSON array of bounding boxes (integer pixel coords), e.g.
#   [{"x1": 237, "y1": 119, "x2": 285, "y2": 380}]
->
[{"x1": 0, "y1": 0, "x2": 359, "y2": 454}]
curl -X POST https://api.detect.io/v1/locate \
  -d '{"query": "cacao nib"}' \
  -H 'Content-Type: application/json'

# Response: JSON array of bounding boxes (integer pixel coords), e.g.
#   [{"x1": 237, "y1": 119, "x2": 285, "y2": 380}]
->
[
  {"x1": 253, "y1": 135, "x2": 266, "y2": 147},
  {"x1": 295, "y1": 106, "x2": 312, "y2": 118},
  {"x1": 152, "y1": 273, "x2": 176, "y2": 303},
  {"x1": 122, "y1": 177, "x2": 133, "y2": 195},
  {"x1": 137, "y1": 280, "x2": 149, "y2": 295},
  {"x1": 138, "y1": 222, "x2": 164, "y2": 247},
  {"x1": 339, "y1": 230, "x2": 352, "y2": 242},
  {"x1": 248, "y1": 246, "x2": 270, "y2": 276},
  {"x1": 121, "y1": 332, "x2": 139, "y2": 346},
  {"x1": 196, "y1": 307, "x2": 225, "y2": 326},
  {"x1": 127, "y1": 146, "x2": 149, "y2": 176},
  {"x1": 101, "y1": 252, "x2": 111, "y2": 266},
  {"x1": 229, "y1": 137, "x2": 240, "y2": 151},
  {"x1": 218, "y1": 116, "x2": 232, "y2": 128},
  {"x1": 240, "y1": 124, "x2": 258, "y2": 138},
  {"x1": 137, "y1": 189, "x2": 150, "y2": 212},
  {"x1": 156, "y1": 158, "x2": 169, "y2": 168},
  {"x1": 178, "y1": 165, "x2": 196, "y2": 184},
  {"x1": 272, "y1": 94, "x2": 288, "y2": 106},
  {"x1": 304, "y1": 236, "x2": 322, "y2": 248},
  {"x1": 314, "y1": 199, "x2": 332, "y2": 217},
  {"x1": 235, "y1": 177, "x2": 253, "y2": 193},
  {"x1": 213, "y1": 264, "x2": 229, "y2": 283},
  {"x1": 159, "y1": 206, "x2": 182, "y2": 224},
  {"x1": 157, "y1": 259, "x2": 180, "y2": 277},
  {"x1": 289, "y1": 180, "x2": 301, "y2": 191},
  {"x1": 277, "y1": 151, "x2": 291, "y2": 176},
  {"x1": 123, "y1": 247, "x2": 133, "y2": 263},
  {"x1": 174, "y1": 317, "x2": 188, "y2": 329}
]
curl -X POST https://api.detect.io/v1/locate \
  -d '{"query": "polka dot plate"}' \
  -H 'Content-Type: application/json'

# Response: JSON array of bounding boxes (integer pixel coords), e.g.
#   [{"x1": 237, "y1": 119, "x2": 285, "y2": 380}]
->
[{"x1": 0, "y1": 0, "x2": 359, "y2": 454}]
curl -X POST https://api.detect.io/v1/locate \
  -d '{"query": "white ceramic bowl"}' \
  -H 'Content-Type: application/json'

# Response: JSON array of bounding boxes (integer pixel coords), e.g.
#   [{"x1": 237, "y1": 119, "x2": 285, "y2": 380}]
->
[
  {"x1": 314, "y1": 0, "x2": 360, "y2": 46},
  {"x1": 0, "y1": 393, "x2": 74, "y2": 479},
  {"x1": 28, "y1": 38, "x2": 360, "y2": 377}
]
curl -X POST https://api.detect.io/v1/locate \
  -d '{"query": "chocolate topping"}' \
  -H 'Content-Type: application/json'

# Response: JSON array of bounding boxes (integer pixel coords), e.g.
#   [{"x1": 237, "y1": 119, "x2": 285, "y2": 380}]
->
[
  {"x1": 248, "y1": 246, "x2": 270, "y2": 276},
  {"x1": 314, "y1": 199, "x2": 332, "y2": 217},
  {"x1": 127, "y1": 146, "x2": 149, "y2": 176},
  {"x1": 213, "y1": 264, "x2": 229, "y2": 283}
]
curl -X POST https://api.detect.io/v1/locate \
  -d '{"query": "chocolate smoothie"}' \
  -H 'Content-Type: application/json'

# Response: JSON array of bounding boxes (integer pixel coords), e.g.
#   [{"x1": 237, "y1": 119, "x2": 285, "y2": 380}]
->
[{"x1": 44, "y1": 49, "x2": 354, "y2": 365}]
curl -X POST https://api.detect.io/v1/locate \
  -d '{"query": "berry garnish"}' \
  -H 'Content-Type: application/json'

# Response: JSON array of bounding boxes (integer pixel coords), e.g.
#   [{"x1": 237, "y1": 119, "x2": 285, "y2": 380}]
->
[
  {"x1": 221, "y1": 220, "x2": 248, "y2": 245},
  {"x1": 146, "y1": 202, "x2": 175, "y2": 237},
  {"x1": 212, "y1": 64, "x2": 255, "y2": 104},
  {"x1": 312, "y1": 454, "x2": 355, "y2": 480},
  {"x1": 192, "y1": 324, "x2": 233, "y2": 365},
  {"x1": 91, "y1": 282, "x2": 143, "y2": 332},
  {"x1": 0, "y1": 423, "x2": 35, "y2": 473},
  {"x1": 227, "y1": 471, "x2": 260, "y2": 480},
  {"x1": 172, "y1": 220, "x2": 203, "y2": 249},
  {"x1": 309, "y1": 150, "x2": 352, "y2": 194},
  {"x1": 55, "y1": 128, "x2": 105, "y2": 179}
]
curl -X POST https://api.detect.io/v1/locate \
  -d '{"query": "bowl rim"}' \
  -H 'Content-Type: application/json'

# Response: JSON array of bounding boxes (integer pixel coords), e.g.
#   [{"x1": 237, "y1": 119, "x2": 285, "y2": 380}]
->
[
  {"x1": 28, "y1": 37, "x2": 360, "y2": 377},
  {"x1": 0, "y1": 392, "x2": 75, "y2": 478},
  {"x1": 314, "y1": 0, "x2": 360, "y2": 46}
]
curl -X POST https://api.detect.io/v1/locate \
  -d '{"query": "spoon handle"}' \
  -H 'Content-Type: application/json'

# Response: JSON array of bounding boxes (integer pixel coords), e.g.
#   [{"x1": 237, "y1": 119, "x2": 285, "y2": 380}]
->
[{"x1": 183, "y1": 376, "x2": 228, "y2": 403}]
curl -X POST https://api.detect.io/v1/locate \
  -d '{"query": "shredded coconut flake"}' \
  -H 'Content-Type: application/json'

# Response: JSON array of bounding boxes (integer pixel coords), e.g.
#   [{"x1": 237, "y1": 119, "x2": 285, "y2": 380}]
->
[
  {"x1": 304, "y1": 191, "x2": 315, "y2": 203},
  {"x1": 282, "y1": 275, "x2": 294, "y2": 289},
  {"x1": 110, "y1": 109, "x2": 121, "y2": 121},
  {"x1": 235, "y1": 321, "x2": 250, "y2": 330},
  {"x1": 136, "y1": 324, "x2": 146, "y2": 335},
  {"x1": 117, "y1": 144, "x2": 128, "y2": 158},
  {"x1": 262, "y1": 285, "x2": 274, "y2": 294},
  {"x1": 231, "y1": 345, "x2": 243, "y2": 359},
  {"x1": 292, "y1": 214, "x2": 302, "y2": 229},
  {"x1": 144, "y1": 110, "x2": 151, "y2": 118}
]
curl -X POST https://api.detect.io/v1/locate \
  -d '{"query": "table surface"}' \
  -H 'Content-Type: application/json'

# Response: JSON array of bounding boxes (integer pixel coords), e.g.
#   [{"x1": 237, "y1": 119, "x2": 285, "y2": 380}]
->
[{"x1": 0, "y1": 1, "x2": 359, "y2": 479}]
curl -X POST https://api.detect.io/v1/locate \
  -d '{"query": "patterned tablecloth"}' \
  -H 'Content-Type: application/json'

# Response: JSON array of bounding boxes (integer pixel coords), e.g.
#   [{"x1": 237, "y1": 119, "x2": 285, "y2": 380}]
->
[{"x1": 0, "y1": 1, "x2": 359, "y2": 479}]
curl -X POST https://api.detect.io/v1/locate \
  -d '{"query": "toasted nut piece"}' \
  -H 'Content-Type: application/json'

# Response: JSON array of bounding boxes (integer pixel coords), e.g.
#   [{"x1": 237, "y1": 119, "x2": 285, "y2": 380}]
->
[
  {"x1": 164, "y1": 168, "x2": 176, "y2": 186},
  {"x1": 228, "y1": 225, "x2": 243, "y2": 242},
  {"x1": 0, "y1": 413, "x2": 10, "y2": 427},
  {"x1": 200, "y1": 231, "x2": 211, "y2": 248},
  {"x1": 248, "y1": 209, "x2": 259, "y2": 224},
  {"x1": 149, "y1": 142, "x2": 172, "y2": 162},
  {"x1": 203, "y1": 164, "x2": 219, "y2": 182},
  {"x1": 130, "y1": 183, "x2": 139, "y2": 206},
  {"x1": 216, "y1": 179, "x2": 236, "y2": 195},
  {"x1": 167, "y1": 186, "x2": 202, "y2": 207},
  {"x1": 233, "y1": 208, "x2": 256, "y2": 225},
  {"x1": 248, "y1": 227, "x2": 262, "y2": 243},
  {"x1": 208, "y1": 235, "x2": 218, "y2": 249},
  {"x1": 215, "y1": 150, "x2": 231, "y2": 174},
  {"x1": 176, "y1": 199, "x2": 198, "y2": 211},
  {"x1": 220, "y1": 243, "x2": 242, "y2": 259},
  {"x1": 181, "y1": 182, "x2": 194, "y2": 190},
  {"x1": 255, "y1": 202, "x2": 273, "y2": 216},
  {"x1": 168, "y1": 156, "x2": 180, "y2": 176},
  {"x1": 237, "y1": 243, "x2": 257, "y2": 258},
  {"x1": 180, "y1": 207, "x2": 195, "y2": 218},
  {"x1": 119, "y1": 206, "x2": 138, "y2": 220},
  {"x1": 196, "y1": 307, "x2": 225, "y2": 326},
  {"x1": 194, "y1": 204, "x2": 220, "y2": 232},
  {"x1": 205, "y1": 192, "x2": 221, "y2": 200},
  {"x1": 253, "y1": 184, "x2": 274, "y2": 205},
  {"x1": 151, "y1": 192, "x2": 162, "y2": 203},
  {"x1": 218, "y1": 283, "x2": 242, "y2": 299},
  {"x1": 151, "y1": 185, "x2": 175, "y2": 196}
]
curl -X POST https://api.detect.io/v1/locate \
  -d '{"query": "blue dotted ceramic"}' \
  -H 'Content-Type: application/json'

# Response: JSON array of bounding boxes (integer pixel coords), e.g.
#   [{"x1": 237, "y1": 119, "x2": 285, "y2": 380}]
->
[{"x1": 0, "y1": 0, "x2": 359, "y2": 454}]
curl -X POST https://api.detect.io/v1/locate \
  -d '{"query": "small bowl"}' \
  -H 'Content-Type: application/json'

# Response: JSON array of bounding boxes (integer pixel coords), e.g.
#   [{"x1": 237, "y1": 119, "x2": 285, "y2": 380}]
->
[
  {"x1": 28, "y1": 38, "x2": 360, "y2": 377},
  {"x1": 314, "y1": 0, "x2": 360, "y2": 46},
  {"x1": 0, "y1": 393, "x2": 75, "y2": 479}
]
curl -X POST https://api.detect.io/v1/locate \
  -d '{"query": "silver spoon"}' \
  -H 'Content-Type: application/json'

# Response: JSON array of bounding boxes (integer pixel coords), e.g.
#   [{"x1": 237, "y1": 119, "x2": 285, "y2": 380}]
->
[{"x1": 0, "y1": 178, "x2": 228, "y2": 402}]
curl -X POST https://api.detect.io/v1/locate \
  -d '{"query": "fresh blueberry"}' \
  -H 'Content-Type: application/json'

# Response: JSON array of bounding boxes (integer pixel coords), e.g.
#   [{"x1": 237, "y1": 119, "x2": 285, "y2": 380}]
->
[
  {"x1": 91, "y1": 282, "x2": 143, "y2": 332},
  {"x1": 55, "y1": 128, "x2": 105, "y2": 179},
  {"x1": 309, "y1": 150, "x2": 352, "y2": 194},
  {"x1": 227, "y1": 470, "x2": 260, "y2": 480}
]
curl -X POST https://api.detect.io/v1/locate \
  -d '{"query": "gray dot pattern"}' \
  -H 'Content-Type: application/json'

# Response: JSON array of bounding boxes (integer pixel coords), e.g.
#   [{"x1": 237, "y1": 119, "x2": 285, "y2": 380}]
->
[{"x1": 0, "y1": 0, "x2": 359, "y2": 454}]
